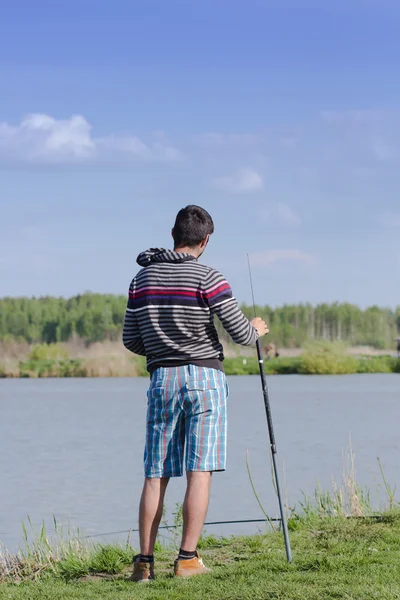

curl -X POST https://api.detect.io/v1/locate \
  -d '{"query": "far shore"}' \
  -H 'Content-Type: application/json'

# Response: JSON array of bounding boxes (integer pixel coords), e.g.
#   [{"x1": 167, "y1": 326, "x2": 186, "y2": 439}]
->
[{"x1": 0, "y1": 340, "x2": 399, "y2": 378}]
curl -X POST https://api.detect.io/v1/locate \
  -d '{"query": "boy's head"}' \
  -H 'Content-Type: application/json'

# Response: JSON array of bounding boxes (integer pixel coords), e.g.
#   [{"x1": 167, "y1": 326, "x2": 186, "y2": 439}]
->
[{"x1": 172, "y1": 205, "x2": 214, "y2": 255}]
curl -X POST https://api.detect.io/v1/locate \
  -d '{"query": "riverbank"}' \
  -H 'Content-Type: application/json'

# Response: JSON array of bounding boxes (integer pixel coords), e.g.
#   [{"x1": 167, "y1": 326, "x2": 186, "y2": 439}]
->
[
  {"x1": 1, "y1": 513, "x2": 400, "y2": 599},
  {"x1": 1, "y1": 340, "x2": 399, "y2": 378},
  {"x1": 2, "y1": 356, "x2": 399, "y2": 377},
  {"x1": 225, "y1": 354, "x2": 400, "y2": 375}
]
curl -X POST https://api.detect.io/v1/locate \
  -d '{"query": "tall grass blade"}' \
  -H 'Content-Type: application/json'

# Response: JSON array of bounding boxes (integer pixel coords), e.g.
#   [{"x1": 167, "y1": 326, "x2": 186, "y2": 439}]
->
[{"x1": 246, "y1": 449, "x2": 277, "y2": 531}]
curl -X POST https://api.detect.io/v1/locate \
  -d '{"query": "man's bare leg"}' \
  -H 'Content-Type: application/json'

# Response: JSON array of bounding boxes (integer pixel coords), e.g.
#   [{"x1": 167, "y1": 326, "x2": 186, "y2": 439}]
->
[
  {"x1": 180, "y1": 471, "x2": 212, "y2": 551},
  {"x1": 139, "y1": 477, "x2": 169, "y2": 555}
]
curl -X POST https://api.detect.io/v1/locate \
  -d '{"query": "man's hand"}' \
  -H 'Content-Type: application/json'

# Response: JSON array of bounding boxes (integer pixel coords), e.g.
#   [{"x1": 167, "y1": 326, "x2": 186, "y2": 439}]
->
[{"x1": 250, "y1": 317, "x2": 269, "y2": 337}]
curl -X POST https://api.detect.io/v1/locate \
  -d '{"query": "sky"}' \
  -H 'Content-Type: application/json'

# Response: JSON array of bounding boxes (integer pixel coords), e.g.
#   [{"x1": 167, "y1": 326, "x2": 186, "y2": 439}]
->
[{"x1": 0, "y1": 0, "x2": 399, "y2": 308}]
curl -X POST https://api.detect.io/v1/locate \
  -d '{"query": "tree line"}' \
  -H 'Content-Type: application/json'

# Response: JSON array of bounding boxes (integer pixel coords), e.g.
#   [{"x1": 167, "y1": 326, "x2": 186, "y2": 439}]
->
[{"x1": 0, "y1": 294, "x2": 399, "y2": 349}]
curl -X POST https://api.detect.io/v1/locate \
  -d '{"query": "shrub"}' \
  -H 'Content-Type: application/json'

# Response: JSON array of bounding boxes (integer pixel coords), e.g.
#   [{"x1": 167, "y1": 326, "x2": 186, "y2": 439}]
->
[
  {"x1": 19, "y1": 359, "x2": 87, "y2": 378},
  {"x1": 264, "y1": 357, "x2": 302, "y2": 375},
  {"x1": 224, "y1": 356, "x2": 301, "y2": 376},
  {"x1": 29, "y1": 344, "x2": 69, "y2": 361},
  {"x1": 356, "y1": 355, "x2": 393, "y2": 374},
  {"x1": 299, "y1": 341, "x2": 358, "y2": 375},
  {"x1": 133, "y1": 355, "x2": 149, "y2": 377},
  {"x1": 224, "y1": 357, "x2": 259, "y2": 375},
  {"x1": 392, "y1": 358, "x2": 400, "y2": 373},
  {"x1": 370, "y1": 338, "x2": 387, "y2": 350}
]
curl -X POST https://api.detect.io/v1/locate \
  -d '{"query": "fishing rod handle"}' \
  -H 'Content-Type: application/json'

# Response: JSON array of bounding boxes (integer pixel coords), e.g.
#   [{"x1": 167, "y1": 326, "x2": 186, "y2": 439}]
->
[{"x1": 256, "y1": 339, "x2": 277, "y2": 451}]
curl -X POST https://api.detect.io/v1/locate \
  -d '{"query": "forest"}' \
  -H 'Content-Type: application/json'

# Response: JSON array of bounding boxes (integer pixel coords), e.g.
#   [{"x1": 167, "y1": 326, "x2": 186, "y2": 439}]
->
[{"x1": 1, "y1": 294, "x2": 399, "y2": 349}]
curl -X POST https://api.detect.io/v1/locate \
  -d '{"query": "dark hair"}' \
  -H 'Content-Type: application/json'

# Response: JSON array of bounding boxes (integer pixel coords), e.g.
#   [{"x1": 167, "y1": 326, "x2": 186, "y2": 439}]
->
[{"x1": 172, "y1": 205, "x2": 214, "y2": 248}]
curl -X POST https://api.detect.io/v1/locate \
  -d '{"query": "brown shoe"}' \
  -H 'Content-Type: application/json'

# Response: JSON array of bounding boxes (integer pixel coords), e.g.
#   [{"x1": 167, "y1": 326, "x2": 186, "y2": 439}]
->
[
  {"x1": 131, "y1": 555, "x2": 154, "y2": 582},
  {"x1": 174, "y1": 551, "x2": 210, "y2": 578}
]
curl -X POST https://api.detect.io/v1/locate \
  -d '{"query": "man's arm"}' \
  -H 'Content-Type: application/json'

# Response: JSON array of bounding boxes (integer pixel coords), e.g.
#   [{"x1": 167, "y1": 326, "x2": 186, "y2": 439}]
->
[
  {"x1": 122, "y1": 280, "x2": 146, "y2": 356},
  {"x1": 203, "y1": 269, "x2": 266, "y2": 345}
]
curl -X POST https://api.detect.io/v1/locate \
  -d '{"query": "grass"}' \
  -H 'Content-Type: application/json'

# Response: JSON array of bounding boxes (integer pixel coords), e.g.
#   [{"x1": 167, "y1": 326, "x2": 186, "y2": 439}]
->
[
  {"x1": 1, "y1": 448, "x2": 400, "y2": 599},
  {"x1": 17, "y1": 355, "x2": 147, "y2": 378},
  {"x1": 17, "y1": 354, "x2": 399, "y2": 378},
  {"x1": 0, "y1": 340, "x2": 399, "y2": 377},
  {"x1": 224, "y1": 354, "x2": 400, "y2": 376},
  {"x1": 224, "y1": 356, "x2": 302, "y2": 375},
  {"x1": 0, "y1": 341, "x2": 147, "y2": 378},
  {"x1": 1, "y1": 515, "x2": 400, "y2": 599},
  {"x1": 224, "y1": 342, "x2": 400, "y2": 376},
  {"x1": 18, "y1": 358, "x2": 87, "y2": 378}
]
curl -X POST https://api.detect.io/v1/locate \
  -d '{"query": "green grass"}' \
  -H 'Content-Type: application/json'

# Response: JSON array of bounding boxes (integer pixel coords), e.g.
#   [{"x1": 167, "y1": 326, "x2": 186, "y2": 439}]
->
[
  {"x1": 2, "y1": 515, "x2": 400, "y2": 599},
  {"x1": 224, "y1": 354, "x2": 400, "y2": 376},
  {"x1": 1, "y1": 453, "x2": 399, "y2": 599},
  {"x1": 224, "y1": 356, "x2": 302, "y2": 375},
  {"x1": 224, "y1": 341, "x2": 400, "y2": 376},
  {"x1": 18, "y1": 358, "x2": 87, "y2": 378},
  {"x1": 58, "y1": 544, "x2": 134, "y2": 581},
  {"x1": 18, "y1": 354, "x2": 399, "y2": 378},
  {"x1": 1, "y1": 339, "x2": 399, "y2": 377}
]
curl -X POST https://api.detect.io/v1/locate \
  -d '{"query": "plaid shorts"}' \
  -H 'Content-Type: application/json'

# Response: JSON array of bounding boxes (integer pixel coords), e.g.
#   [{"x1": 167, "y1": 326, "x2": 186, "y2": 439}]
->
[{"x1": 144, "y1": 365, "x2": 228, "y2": 478}]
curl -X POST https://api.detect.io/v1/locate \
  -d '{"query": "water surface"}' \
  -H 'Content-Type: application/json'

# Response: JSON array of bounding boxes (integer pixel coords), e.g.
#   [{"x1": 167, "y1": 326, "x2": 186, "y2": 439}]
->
[{"x1": 1, "y1": 374, "x2": 399, "y2": 551}]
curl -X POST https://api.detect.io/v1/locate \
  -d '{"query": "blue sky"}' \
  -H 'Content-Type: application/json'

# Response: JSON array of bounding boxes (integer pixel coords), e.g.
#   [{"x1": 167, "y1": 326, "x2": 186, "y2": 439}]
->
[{"x1": 0, "y1": 0, "x2": 399, "y2": 308}]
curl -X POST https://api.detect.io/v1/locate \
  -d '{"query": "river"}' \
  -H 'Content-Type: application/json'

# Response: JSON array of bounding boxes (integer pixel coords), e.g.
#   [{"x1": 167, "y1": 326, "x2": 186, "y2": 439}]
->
[{"x1": 1, "y1": 374, "x2": 399, "y2": 552}]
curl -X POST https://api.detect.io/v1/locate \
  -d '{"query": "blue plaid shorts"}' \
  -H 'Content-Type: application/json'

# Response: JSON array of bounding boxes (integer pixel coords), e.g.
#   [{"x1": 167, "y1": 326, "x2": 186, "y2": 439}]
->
[{"x1": 144, "y1": 365, "x2": 229, "y2": 478}]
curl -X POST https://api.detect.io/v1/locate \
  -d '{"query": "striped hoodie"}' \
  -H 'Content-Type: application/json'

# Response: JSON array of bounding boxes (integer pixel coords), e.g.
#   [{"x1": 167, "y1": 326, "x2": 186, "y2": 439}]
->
[{"x1": 122, "y1": 248, "x2": 258, "y2": 373}]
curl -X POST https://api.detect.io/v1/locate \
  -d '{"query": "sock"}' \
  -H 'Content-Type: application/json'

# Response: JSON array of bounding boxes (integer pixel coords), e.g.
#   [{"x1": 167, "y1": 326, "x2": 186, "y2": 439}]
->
[
  {"x1": 139, "y1": 554, "x2": 154, "y2": 563},
  {"x1": 178, "y1": 549, "x2": 196, "y2": 560}
]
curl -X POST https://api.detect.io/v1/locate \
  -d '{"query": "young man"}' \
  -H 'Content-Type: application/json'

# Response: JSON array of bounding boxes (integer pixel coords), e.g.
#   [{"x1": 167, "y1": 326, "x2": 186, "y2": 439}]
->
[{"x1": 123, "y1": 205, "x2": 268, "y2": 581}]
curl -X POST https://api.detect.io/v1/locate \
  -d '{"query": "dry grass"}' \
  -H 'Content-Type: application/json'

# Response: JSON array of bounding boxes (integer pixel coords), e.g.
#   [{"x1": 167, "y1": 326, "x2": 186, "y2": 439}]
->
[
  {"x1": 0, "y1": 340, "x2": 146, "y2": 378},
  {"x1": 0, "y1": 340, "x2": 30, "y2": 377},
  {"x1": 0, "y1": 522, "x2": 133, "y2": 584},
  {"x1": 1, "y1": 339, "x2": 398, "y2": 378},
  {"x1": 66, "y1": 340, "x2": 141, "y2": 377},
  {"x1": 293, "y1": 440, "x2": 376, "y2": 520},
  {"x1": 1, "y1": 443, "x2": 399, "y2": 587}
]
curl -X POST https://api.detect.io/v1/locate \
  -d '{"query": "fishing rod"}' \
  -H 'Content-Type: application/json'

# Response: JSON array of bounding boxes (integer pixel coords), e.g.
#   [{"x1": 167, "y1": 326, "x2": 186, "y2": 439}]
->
[{"x1": 247, "y1": 254, "x2": 292, "y2": 563}]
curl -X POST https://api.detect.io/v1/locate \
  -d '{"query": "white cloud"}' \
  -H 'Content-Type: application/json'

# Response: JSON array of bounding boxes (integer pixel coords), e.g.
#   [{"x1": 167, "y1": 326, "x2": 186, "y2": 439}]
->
[
  {"x1": 275, "y1": 203, "x2": 301, "y2": 225},
  {"x1": 0, "y1": 114, "x2": 181, "y2": 164},
  {"x1": 249, "y1": 249, "x2": 317, "y2": 267},
  {"x1": 261, "y1": 204, "x2": 301, "y2": 225},
  {"x1": 96, "y1": 134, "x2": 181, "y2": 162},
  {"x1": 0, "y1": 114, "x2": 94, "y2": 162},
  {"x1": 212, "y1": 168, "x2": 263, "y2": 194}
]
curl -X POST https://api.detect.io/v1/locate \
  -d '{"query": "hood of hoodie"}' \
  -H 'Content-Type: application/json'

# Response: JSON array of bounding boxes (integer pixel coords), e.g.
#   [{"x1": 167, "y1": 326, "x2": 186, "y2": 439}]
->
[{"x1": 136, "y1": 248, "x2": 197, "y2": 268}]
